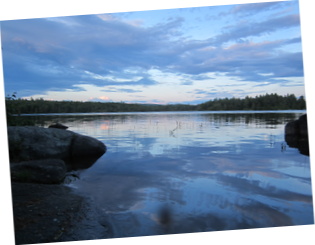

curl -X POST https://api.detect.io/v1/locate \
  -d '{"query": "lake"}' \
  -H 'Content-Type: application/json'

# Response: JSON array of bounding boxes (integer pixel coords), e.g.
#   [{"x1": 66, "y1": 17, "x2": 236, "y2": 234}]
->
[{"x1": 28, "y1": 110, "x2": 314, "y2": 239}]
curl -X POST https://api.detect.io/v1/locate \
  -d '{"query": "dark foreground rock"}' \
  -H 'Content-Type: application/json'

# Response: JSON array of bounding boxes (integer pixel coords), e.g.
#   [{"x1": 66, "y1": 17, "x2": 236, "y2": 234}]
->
[
  {"x1": 10, "y1": 159, "x2": 67, "y2": 184},
  {"x1": 11, "y1": 182, "x2": 86, "y2": 245},
  {"x1": 8, "y1": 126, "x2": 106, "y2": 167},
  {"x1": 285, "y1": 114, "x2": 309, "y2": 156},
  {"x1": 11, "y1": 183, "x2": 113, "y2": 244}
]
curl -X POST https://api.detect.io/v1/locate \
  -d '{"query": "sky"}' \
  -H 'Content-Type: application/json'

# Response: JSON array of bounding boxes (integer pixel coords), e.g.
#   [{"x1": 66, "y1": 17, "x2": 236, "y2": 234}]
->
[{"x1": 0, "y1": 0, "x2": 306, "y2": 104}]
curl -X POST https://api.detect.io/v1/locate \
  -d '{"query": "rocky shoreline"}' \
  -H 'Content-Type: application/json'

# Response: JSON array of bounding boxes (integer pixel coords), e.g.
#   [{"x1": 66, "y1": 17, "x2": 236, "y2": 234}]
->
[
  {"x1": 11, "y1": 182, "x2": 86, "y2": 244},
  {"x1": 8, "y1": 126, "x2": 108, "y2": 244}
]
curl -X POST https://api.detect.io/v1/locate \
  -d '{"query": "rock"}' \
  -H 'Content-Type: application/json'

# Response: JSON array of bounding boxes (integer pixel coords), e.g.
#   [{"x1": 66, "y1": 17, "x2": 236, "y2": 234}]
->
[
  {"x1": 285, "y1": 114, "x2": 308, "y2": 137},
  {"x1": 71, "y1": 134, "x2": 106, "y2": 158},
  {"x1": 297, "y1": 114, "x2": 308, "y2": 137},
  {"x1": 284, "y1": 114, "x2": 309, "y2": 156},
  {"x1": 10, "y1": 159, "x2": 67, "y2": 184},
  {"x1": 8, "y1": 126, "x2": 74, "y2": 162},
  {"x1": 284, "y1": 120, "x2": 298, "y2": 136},
  {"x1": 7, "y1": 126, "x2": 106, "y2": 165},
  {"x1": 11, "y1": 182, "x2": 87, "y2": 244},
  {"x1": 69, "y1": 134, "x2": 107, "y2": 170},
  {"x1": 48, "y1": 123, "x2": 69, "y2": 130}
]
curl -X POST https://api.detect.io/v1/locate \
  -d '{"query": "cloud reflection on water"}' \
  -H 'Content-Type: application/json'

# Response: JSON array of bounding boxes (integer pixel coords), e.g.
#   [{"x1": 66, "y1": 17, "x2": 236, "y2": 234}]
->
[{"x1": 34, "y1": 111, "x2": 313, "y2": 237}]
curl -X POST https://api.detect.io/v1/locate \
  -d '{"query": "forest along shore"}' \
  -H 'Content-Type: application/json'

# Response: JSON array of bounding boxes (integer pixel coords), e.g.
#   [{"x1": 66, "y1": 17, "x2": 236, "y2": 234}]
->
[
  {"x1": 6, "y1": 93, "x2": 306, "y2": 115},
  {"x1": 8, "y1": 125, "x2": 109, "y2": 244}
]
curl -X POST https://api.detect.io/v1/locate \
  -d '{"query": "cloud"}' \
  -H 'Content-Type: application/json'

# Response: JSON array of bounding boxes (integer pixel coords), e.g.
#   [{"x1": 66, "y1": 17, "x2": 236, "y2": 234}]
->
[
  {"x1": 169, "y1": 37, "x2": 303, "y2": 86},
  {"x1": 192, "y1": 89, "x2": 212, "y2": 95},
  {"x1": 189, "y1": 74, "x2": 215, "y2": 81},
  {"x1": 180, "y1": 81, "x2": 193, "y2": 85},
  {"x1": 211, "y1": 14, "x2": 300, "y2": 45},
  {"x1": 97, "y1": 14, "x2": 144, "y2": 27},
  {"x1": 1, "y1": 1, "x2": 304, "y2": 101},
  {"x1": 83, "y1": 70, "x2": 159, "y2": 86},
  {"x1": 101, "y1": 88, "x2": 143, "y2": 93},
  {"x1": 89, "y1": 96, "x2": 111, "y2": 102},
  {"x1": 1, "y1": 14, "x2": 182, "y2": 96},
  {"x1": 228, "y1": 2, "x2": 286, "y2": 17}
]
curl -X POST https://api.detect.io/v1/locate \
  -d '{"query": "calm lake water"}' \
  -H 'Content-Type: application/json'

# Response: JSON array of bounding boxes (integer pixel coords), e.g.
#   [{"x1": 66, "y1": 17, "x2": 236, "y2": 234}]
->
[{"x1": 30, "y1": 111, "x2": 314, "y2": 238}]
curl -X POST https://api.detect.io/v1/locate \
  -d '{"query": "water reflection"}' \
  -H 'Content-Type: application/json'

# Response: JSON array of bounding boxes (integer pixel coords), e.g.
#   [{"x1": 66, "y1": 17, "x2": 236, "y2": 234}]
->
[{"x1": 29, "y1": 111, "x2": 313, "y2": 238}]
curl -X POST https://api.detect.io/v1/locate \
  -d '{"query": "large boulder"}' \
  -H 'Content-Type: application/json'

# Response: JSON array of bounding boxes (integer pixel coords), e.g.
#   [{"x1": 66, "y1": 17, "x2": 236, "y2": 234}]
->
[
  {"x1": 284, "y1": 114, "x2": 309, "y2": 156},
  {"x1": 10, "y1": 159, "x2": 67, "y2": 184},
  {"x1": 8, "y1": 126, "x2": 73, "y2": 162},
  {"x1": 285, "y1": 114, "x2": 308, "y2": 137},
  {"x1": 7, "y1": 126, "x2": 106, "y2": 165},
  {"x1": 71, "y1": 133, "x2": 106, "y2": 158}
]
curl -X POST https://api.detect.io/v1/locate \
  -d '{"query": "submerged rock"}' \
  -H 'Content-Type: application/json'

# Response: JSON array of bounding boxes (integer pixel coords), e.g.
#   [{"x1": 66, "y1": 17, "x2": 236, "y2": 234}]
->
[
  {"x1": 7, "y1": 126, "x2": 106, "y2": 167},
  {"x1": 284, "y1": 114, "x2": 309, "y2": 156}
]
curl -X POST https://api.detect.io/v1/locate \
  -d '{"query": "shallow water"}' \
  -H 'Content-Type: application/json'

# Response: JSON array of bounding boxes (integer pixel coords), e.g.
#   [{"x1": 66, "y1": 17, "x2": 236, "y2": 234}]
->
[{"x1": 32, "y1": 111, "x2": 314, "y2": 238}]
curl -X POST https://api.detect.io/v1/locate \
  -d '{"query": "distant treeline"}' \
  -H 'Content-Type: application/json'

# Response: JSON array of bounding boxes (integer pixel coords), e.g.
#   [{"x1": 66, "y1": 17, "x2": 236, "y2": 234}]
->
[
  {"x1": 6, "y1": 93, "x2": 306, "y2": 116},
  {"x1": 197, "y1": 93, "x2": 306, "y2": 111}
]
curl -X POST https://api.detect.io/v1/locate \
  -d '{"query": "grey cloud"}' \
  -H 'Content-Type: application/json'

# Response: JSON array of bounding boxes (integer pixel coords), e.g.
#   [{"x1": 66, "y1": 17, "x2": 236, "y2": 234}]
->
[
  {"x1": 2, "y1": 15, "x2": 172, "y2": 94},
  {"x1": 193, "y1": 89, "x2": 211, "y2": 95},
  {"x1": 85, "y1": 75, "x2": 159, "y2": 87},
  {"x1": 190, "y1": 74, "x2": 214, "y2": 80},
  {"x1": 229, "y1": 2, "x2": 286, "y2": 17},
  {"x1": 172, "y1": 37, "x2": 303, "y2": 84},
  {"x1": 212, "y1": 14, "x2": 300, "y2": 45},
  {"x1": 180, "y1": 81, "x2": 193, "y2": 85}
]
